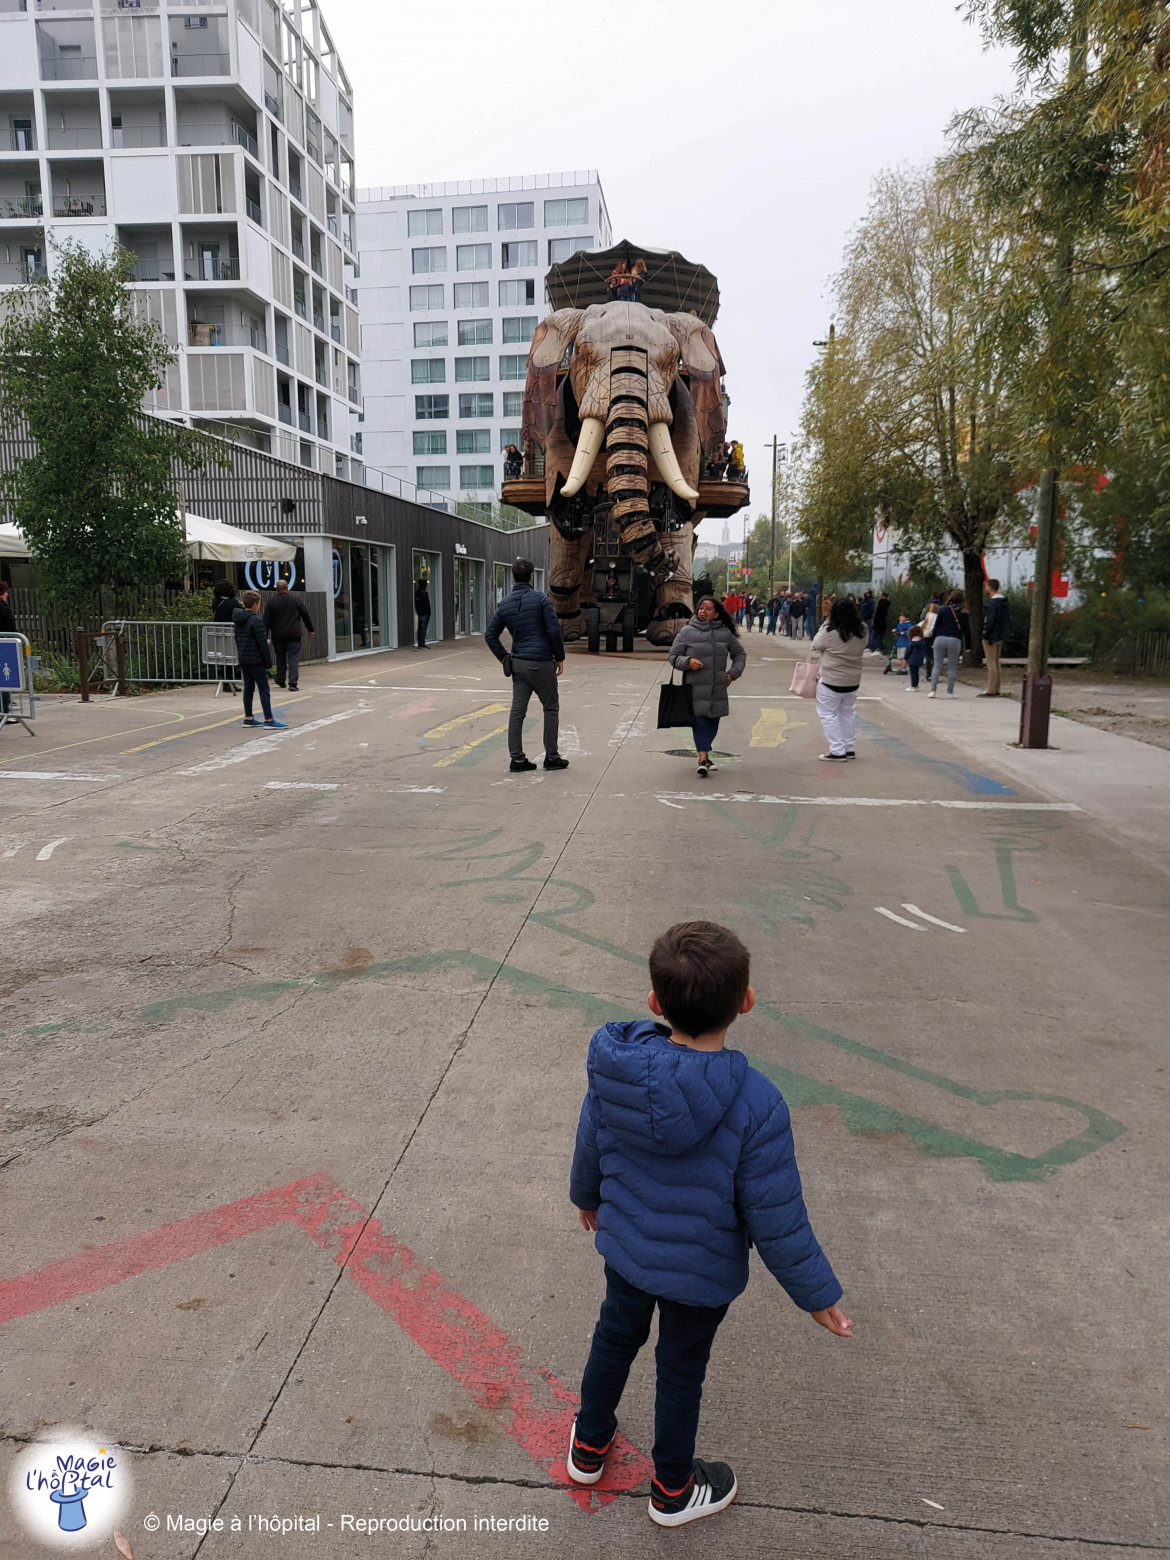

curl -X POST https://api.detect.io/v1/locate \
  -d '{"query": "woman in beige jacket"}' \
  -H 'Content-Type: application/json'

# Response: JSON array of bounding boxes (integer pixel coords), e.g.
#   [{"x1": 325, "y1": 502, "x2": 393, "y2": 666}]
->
[{"x1": 810, "y1": 597, "x2": 867, "y2": 760}]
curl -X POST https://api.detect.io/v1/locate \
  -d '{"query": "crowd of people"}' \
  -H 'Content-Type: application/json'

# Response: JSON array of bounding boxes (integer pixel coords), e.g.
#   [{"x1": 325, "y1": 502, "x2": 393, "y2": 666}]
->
[
  {"x1": 722, "y1": 586, "x2": 820, "y2": 637},
  {"x1": 605, "y1": 258, "x2": 648, "y2": 302}
]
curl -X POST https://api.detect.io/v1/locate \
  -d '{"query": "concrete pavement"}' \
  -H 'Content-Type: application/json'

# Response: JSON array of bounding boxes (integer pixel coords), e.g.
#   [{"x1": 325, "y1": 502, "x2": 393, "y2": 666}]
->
[{"x1": 1, "y1": 636, "x2": 1167, "y2": 1558}]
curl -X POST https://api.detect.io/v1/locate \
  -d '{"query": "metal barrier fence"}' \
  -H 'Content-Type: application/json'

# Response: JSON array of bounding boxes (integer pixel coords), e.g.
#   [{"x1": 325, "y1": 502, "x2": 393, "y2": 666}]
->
[
  {"x1": 0, "y1": 632, "x2": 36, "y2": 735},
  {"x1": 100, "y1": 620, "x2": 238, "y2": 690}
]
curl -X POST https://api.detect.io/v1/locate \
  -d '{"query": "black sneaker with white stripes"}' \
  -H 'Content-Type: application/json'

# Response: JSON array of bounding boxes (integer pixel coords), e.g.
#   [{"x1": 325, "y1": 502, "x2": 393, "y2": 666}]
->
[
  {"x1": 648, "y1": 1459, "x2": 737, "y2": 1527},
  {"x1": 565, "y1": 1418, "x2": 612, "y2": 1486}
]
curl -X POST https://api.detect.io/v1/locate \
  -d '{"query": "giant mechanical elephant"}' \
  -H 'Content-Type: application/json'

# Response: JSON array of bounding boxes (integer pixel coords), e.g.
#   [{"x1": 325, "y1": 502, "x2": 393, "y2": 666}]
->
[{"x1": 520, "y1": 301, "x2": 728, "y2": 645}]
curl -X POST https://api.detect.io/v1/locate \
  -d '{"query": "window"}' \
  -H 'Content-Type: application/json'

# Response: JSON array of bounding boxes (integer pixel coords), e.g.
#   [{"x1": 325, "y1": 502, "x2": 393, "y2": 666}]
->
[
  {"x1": 457, "y1": 429, "x2": 490, "y2": 454},
  {"x1": 549, "y1": 235, "x2": 594, "y2": 264},
  {"x1": 502, "y1": 241, "x2": 537, "y2": 269},
  {"x1": 454, "y1": 281, "x2": 489, "y2": 309},
  {"x1": 498, "y1": 201, "x2": 533, "y2": 230},
  {"x1": 456, "y1": 243, "x2": 491, "y2": 272},
  {"x1": 416, "y1": 465, "x2": 450, "y2": 489},
  {"x1": 458, "y1": 392, "x2": 493, "y2": 418},
  {"x1": 412, "y1": 246, "x2": 446, "y2": 274},
  {"x1": 411, "y1": 359, "x2": 446, "y2": 384},
  {"x1": 409, "y1": 284, "x2": 445, "y2": 310},
  {"x1": 499, "y1": 426, "x2": 522, "y2": 451},
  {"x1": 452, "y1": 204, "x2": 488, "y2": 233},
  {"x1": 499, "y1": 279, "x2": 535, "y2": 307},
  {"x1": 545, "y1": 197, "x2": 588, "y2": 227},
  {"x1": 407, "y1": 208, "x2": 442, "y2": 236},
  {"x1": 502, "y1": 390, "x2": 523, "y2": 418},
  {"x1": 414, "y1": 320, "x2": 448, "y2": 347},
  {"x1": 499, "y1": 354, "x2": 526, "y2": 380},
  {"x1": 460, "y1": 464, "x2": 494, "y2": 488},
  {"x1": 502, "y1": 316, "x2": 536, "y2": 344},
  {"x1": 414, "y1": 430, "x2": 447, "y2": 455},
  {"x1": 184, "y1": 14, "x2": 209, "y2": 24},
  {"x1": 457, "y1": 318, "x2": 492, "y2": 346},
  {"x1": 415, "y1": 394, "x2": 449, "y2": 420},
  {"x1": 455, "y1": 357, "x2": 490, "y2": 383}
]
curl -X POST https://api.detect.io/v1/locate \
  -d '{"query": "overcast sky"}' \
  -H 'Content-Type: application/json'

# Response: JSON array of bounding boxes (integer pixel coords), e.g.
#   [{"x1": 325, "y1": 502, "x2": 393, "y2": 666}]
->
[{"x1": 327, "y1": 0, "x2": 1017, "y2": 545}]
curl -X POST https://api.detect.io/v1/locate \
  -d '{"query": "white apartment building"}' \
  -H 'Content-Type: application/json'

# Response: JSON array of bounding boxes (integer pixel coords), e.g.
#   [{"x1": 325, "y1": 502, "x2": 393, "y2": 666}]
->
[
  {"x1": 0, "y1": 0, "x2": 361, "y2": 477},
  {"x1": 355, "y1": 171, "x2": 610, "y2": 507}
]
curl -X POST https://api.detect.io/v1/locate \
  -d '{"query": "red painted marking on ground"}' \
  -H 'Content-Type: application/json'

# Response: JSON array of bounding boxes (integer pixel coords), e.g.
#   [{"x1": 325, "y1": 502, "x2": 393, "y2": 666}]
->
[
  {"x1": 0, "y1": 1175, "x2": 651, "y2": 1511},
  {"x1": 394, "y1": 697, "x2": 438, "y2": 719}
]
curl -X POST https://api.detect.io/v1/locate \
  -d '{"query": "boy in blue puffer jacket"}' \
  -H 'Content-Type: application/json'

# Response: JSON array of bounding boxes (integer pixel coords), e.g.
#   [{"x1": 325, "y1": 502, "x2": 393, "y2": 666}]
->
[{"x1": 567, "y1": 920, "x2": 852, "y2": 1528}]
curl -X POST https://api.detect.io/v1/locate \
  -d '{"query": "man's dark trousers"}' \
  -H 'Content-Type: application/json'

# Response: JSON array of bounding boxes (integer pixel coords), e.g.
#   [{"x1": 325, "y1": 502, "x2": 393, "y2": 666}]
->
[
  {"x1": 576, "y1": 1262, "x2": 728, "y2": 1490},
  {"x1": 509, "y1": 657, "x2": 559, "y2": 760},
  {"x1": 242, "y1": 665, "x2": 273, "y2": 721},
  {"x1": 417, "y1": 613, "x2": 430, "y2": 649},
  {"x1": 273, "y1": 638, "x2": 301, "y2": 689}
]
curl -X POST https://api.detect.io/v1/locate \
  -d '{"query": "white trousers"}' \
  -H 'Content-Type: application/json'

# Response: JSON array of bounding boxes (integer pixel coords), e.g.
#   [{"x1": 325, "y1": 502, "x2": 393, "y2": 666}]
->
[{"x1": 816, "y1": 683, "x2": 858, "y2": 756}]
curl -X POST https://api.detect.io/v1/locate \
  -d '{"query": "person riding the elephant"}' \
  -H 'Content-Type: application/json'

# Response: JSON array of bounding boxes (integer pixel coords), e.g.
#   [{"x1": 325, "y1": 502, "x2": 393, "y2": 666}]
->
[
  {"x1": 607, "y1": 262, "x2": 629, "y2": 302},
  {"x1": 668, "y1": 594, "x2": 746, "y2": 780},
  {"x1": 630, "y1": 257, "x2": 647, "y2": 302}
]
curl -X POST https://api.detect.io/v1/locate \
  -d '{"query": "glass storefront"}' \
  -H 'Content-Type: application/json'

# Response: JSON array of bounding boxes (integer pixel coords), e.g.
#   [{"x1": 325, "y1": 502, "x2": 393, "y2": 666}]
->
[
  {"x1": 455, "y1": 556, "x2": 485, "y2": 637},
  {"x1": 413, "y1": 549, "x2": 442, "y2": 643},
  {"x1": 333, "y1": 541, "x2": 395, "y2": 654}
]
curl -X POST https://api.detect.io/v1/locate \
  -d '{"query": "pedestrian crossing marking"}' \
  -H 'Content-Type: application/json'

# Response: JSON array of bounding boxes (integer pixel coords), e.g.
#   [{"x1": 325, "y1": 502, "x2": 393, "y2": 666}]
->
[
  {"x1": 434, "y1": 724, "x2": 509, "y2": 768},
  {"x1": 749, "y1": 708, "x2": 806, "y2": 747}
]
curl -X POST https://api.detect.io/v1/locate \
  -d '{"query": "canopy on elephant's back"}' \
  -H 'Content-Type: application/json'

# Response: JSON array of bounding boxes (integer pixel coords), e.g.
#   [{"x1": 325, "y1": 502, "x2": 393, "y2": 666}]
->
[{"x1": 545, "y1": 242, "x2": 720, "y2": 326}]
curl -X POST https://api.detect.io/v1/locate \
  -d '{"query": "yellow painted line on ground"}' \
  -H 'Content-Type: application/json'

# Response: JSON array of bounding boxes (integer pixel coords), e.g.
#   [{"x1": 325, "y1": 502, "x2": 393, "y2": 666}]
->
[
  {"x1": 0, "y1": 711, "x2": 190, "y2": 763},
  {"x1": 122, "y1": 695, "x2": 312, "y2": 752},
  {"x1": 422, "y1": 702, "x2": 509, "y2": 740},
  {"x1": 434, "y1": 723, "x2": 509, "y2": 768},
  {"x1": 749, "y1": 707, "x2": 806, "y2": 747}
]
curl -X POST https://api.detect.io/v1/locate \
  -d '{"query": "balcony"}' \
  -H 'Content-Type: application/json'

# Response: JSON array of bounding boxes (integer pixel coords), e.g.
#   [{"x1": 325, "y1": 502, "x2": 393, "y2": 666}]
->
[
  {"x1": 278, "y1": 402, "x2": 292, "y2": 425},
  {"x1": 306, "y1": 138, "x2": 319, "y2": 163},
  {"x1": 348, "y1": 384, "x2": 360, "y2": 406},
  {"x1": 275, "y1": 341, "x2": 289, "y2": 365},
  {"x1": 171, "y1": 52, "x2": 229, "y2": 77},
  {"x1": 47, "y1": 126, "x2": 102, "y2": 150},
  {"x1": 112, "y1": 124, "x2": 165, "y2": 147},
  {"x1": 345, "y1": 284, "x2": 357, "y2": 304},
  {"x1": 264, "y1": 91, "x2": 281, "y2": 119},
  {"x1": 312, "y1": 310, "x2": 324, "y2": 332},
  {"x1": 8, "y1": 130, "x2": 36, "y2": 153},
  {"x1": 53, "y1": 195, "x2": 105, "y2": 216},
  {"x1": 189, "y1": 323, "x2": 267, "y2": 352},
  {"x1": 2, "y1": 196, "x2": 43, "y2": 218},
  {"x1": 183, "y1": 257, "x2": 240, "y2": 280},
  {"x1": 291, "y1": 237, "x2": 304, "y2": 260},
  {"x1": 287, "y1": 177, "x2": 301, "y2": 203},
  {"x1": 293, "y1": 294, "x2": 307, "y2": 318},
  {"x1": 314, "y1": 364, "x2": 326, "y2": 387},
  {"x1": 309, "y1": 252, "x2": 323, "y2": 277},
  {"x1": 41, "y1": 55, "x2": 99, "y2": 80},
  {"x1": 129, "y1": 259, "x2": 175, "y2": 280},
  {"x1": 330, "y1": 321, "x2": 340, "y2": 342},
  {"x1": 245, "y1": 196, "x2": 261, "y2": 225},
  {"x1": 326, "y1": 214, "x2": 337, "y2": 236},
  {"x1": 0, "y1": 259, "x2": 47, "y2": 283},
  {"x1": 176, "y1": 122, "x2": 257, "y2": 158},
  {"x1": 298, "y1": 410, "x2": 310, "y2": 432}
]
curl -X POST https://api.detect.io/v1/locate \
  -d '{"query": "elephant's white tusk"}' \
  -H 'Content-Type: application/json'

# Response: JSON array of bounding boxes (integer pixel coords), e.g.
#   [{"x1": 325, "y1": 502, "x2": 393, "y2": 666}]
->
[
  {"x1": 648, "y1": 423, "x2": 700, "y2": 501},
  {"x1": 560, "y1": 417, "x2": 605, "y2": 497}
]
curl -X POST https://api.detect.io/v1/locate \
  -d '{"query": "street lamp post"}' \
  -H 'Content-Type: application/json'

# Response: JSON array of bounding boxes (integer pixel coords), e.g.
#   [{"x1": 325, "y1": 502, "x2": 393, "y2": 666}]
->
[{"x1": 764, "y1": 439, "x2": 789, "y2": 602}]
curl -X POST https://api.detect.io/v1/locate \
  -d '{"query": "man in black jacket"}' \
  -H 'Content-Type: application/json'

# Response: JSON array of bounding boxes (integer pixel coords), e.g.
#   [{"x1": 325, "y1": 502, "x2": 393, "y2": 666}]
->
[
  {"x1": 869, "y1": 589, "x2": 890, "y2": 652},
  {"x1": 232, "y1": 591, "x2": 287, "y2": 728},
  {"x1": 978, "y1": 578, "x2": 1010, "y2": 697},
  {"x1": 485, "y1": 557, "x2": 568, "y2": 773},
  {"x1": 414, "y1": 577, "x2": 431, "y2": 649},
  {"x1": 263, "y1": 580, "x2": 314, "y2": 690},
  {"x1": 212, "y1": 579, "x2": 239, "y2": 622}
]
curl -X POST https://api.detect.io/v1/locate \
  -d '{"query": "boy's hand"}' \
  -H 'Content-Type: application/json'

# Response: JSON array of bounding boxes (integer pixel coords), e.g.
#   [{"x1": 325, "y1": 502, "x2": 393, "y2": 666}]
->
[
  {"x1": 811, "y1": 1304, "x2": 853, "y2": 1337},
  {"x1": 578, "y1": 1209, "x2": 598, "y2": 1232}
]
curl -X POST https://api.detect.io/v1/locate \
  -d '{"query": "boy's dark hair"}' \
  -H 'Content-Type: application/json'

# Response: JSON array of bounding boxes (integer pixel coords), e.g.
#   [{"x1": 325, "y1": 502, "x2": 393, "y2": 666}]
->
[
  {"x1": 987, "y1": 577, "x2": 1000, "y2": 591},
  {"x1": 242, "y1": 589, "x2": 261, "y2": 607},
  {"x1": 909, "y1": 626, "x2": 923, "y2": 639},
  {"x1": 649, "y1": 921, "x2": 750, "y2": 1038},
  {"x1": 513, "y1": 557, "x2": 534, "y2": 581}
]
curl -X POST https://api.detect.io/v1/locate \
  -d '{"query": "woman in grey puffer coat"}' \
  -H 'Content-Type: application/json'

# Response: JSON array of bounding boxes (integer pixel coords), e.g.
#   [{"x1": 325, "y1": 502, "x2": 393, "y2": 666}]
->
[{"x1": 667, "y1": 595, "x2": 747, "y2": 777}]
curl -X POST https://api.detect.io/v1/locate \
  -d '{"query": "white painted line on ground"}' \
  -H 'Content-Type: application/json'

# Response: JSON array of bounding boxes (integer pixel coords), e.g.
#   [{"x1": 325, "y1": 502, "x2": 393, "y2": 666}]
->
[
  {"x1": 654, "y1": 791, "x2": 1080, "y2": 810},
  {"x1": 902, "y1": 903, "x2": 966, "y2": 933},
  {"x1": 179, "y1": 709, "x2": 373, "y2": 775},
  {"x1": 609, "y1": 702, "x2": 645, "y2": 746},
  {"x1": 387, "y1": 784, "x2": 447, "y2": 794},
  {"x1": 559, "y1": 725, "x2": 589, "y2": 757},
  {"x1": 35, "y1": 837, "x2": 67, "y2": 861},
  {"x1": 658, "y1": 798, "x2": 685, "y2": 810},
  {"x1": 728, "y1": 694, "x2": 882, "y2": 701},
  {"x1": 0, "y1": 771, "x2": 120, "y2": 782},
  {"x1": 2, "y1": 842, "x2": 25, "y2": 858},
  {"x1": 265, "y1": 781, "x2": 340, "y2": 791},
  {"x1": 875, "y1": 907, "x2": 924, "y2": 929},
  {"x1": 326, "y1": 684, "x2": 511, "y2": 694}
]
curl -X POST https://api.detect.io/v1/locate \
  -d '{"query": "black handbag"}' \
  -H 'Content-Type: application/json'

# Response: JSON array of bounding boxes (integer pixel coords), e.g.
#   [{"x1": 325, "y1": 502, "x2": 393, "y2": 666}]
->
[{"x1": 657, "y1": 666, "x2": 694, "y2": 728}]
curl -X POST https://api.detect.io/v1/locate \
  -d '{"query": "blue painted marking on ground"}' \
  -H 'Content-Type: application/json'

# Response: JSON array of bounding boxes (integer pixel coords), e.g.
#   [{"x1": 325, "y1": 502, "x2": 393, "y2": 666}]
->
[{"x1": 856, "y1": 717, "x2": 1016, "y2": 796}]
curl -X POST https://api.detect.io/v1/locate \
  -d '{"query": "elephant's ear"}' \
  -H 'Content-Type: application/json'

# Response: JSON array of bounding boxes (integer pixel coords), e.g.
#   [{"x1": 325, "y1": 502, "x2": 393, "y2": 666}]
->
[
  {"x1": 522, "y1": 309, "x2": 584, "y2": 449},
  {"x1": 665, "y1": 314, "x2": 727, "y2": 456}
]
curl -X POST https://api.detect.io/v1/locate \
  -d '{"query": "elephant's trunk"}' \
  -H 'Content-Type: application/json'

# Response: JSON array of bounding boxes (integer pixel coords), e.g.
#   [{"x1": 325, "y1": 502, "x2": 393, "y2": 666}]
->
[{"x1": 605, "y1": 347, "x2": 659, "y2": 560}]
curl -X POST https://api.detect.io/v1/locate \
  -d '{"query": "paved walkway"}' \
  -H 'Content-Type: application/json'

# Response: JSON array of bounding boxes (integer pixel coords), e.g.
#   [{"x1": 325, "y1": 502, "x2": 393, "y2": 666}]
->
[{"x1": 1, "y1": 640, "x2": 1166, "y2": 1557}]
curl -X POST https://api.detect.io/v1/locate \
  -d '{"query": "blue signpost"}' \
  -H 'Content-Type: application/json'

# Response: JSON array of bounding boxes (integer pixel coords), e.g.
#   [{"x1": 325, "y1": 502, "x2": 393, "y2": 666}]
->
[
  {"x1": 0, "y1": 640, "x2": 25, "y2": 693},
  {"x1": 0, "y1": 634, "x2": 34, "y2": 735}
]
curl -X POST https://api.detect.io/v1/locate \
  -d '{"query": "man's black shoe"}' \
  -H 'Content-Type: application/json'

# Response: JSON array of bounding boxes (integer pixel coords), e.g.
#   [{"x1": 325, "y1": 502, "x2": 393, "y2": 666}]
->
[
  {"x1": 510, "y1": 758, "x2": 537, "y2": 773},
  {"x1": 543, "y1": 755, "x2": 570, "y2": 770}
]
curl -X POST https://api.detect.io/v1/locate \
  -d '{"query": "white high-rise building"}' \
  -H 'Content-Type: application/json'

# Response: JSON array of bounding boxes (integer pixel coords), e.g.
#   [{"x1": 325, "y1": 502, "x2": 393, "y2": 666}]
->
[
  {"x1": 0, "y1": 0, "x2": 361, "y2": 477},
  {"x1": 355, "y1": 171, "x2": 610, "y2": 506}
]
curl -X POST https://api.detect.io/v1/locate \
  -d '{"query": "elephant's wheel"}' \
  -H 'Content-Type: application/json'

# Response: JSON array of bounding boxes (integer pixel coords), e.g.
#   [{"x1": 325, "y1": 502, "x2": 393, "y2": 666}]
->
[{"x1": 586, "y1": 606, "x2": 600, "y2": 654}]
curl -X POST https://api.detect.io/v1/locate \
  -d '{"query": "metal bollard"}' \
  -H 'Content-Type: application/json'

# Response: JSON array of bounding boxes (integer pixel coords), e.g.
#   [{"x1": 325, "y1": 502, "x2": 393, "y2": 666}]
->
[{"x1": 1019, "y1": 673, "x2": 1052, "y2": 748}]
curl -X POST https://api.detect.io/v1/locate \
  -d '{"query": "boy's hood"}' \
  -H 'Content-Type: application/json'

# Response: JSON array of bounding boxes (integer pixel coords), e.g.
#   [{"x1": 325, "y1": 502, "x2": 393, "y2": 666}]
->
[{"x1": 587, "y1": 1019, "x2": 748, "y2": 1155}]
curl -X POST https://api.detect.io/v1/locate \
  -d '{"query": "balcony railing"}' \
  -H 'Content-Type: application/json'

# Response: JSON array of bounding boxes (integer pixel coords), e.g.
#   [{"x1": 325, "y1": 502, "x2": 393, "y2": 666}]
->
[
  {"x1": 275, "y1": 341, "x2": 289, "y2": 365},
  {"x1": 2, "y1": 197, "x2": 43, "y2": 218},
  {"x1": 314, "y1": 364, "x2": 326, "y2": 386},
  {"x1": 183, "y1": 257, "x2": 240, "y2": 281},
  {"x1": 287, "y1": 177, "x2": 302, "y2": 202},
  {"x1": 175, "y1": 122, "x2": 257, "y2": 156},
  {"x1": 129, "y1": 260, "x2": 175, "y2": 281},
  {"x1": 345, "y1": 284, "x2": 357, "y2": 304},
  {"x1": 309, "y1": 252, "x2": 323, "y2": 276},
  {"x1": 306, "y1": 138, "x2": 319, "y2": 163},
  {"x1": 52, "y1": 195, "x2": 106, "y2": 216},
  {"x1": 330, "y1": 321, "x2": 341, "y2": 342},
  {"x1": 8, "y1": 130, "x2": 36, "y2": 152},
  {"x1": 348, "y1": 385, "x2": 360, "y2": 405},
  {"x1": 189, "y1": 323, "x2": 268, "y2": 352},
  {"x1": 278, "y1": 402, "x2": 292, "y2": 425},
  {"x1": 233, "y1": 121, "x2": 258, "y2": 158},
  {"x1": 312, "y1": 309, "x2": 324, "y2": 331},
  {"x1": 293, "y1": 295, "x2": 307, "y2": 318},
  {"x1": 0, "y1": 260, "x2": 47, "y2": 283},
  {"x1": 47, "y1": 126, "x2": 102, "y2": 150},
  {"x1": 298, "y1": 410, "x2": 311, "y2": 432},
  {"x1": 112, "y1": 124, "x2": 166, "y2": 147},
  {"x1": 326, "y1": 214, "x2": 337, "y2": 236},
  {"x1": 171, "y1": 52, "x2": 230, "y2": 77},
  {"x1": 291, "y1": 237, "x2": 304, "y2": 260},
  {"x1": 264, "y1": 91, "x2": 281, "y2": 119},
  {"x1": 41, "y1": 55, "x2": 99, "y2": 80},
  {"x1": 245, "y1": 196, "x2": 262, "y2": 225}
]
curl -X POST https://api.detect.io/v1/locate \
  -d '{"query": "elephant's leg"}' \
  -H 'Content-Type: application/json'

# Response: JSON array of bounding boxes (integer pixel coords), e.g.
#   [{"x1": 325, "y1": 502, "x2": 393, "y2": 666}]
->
[
  {"x1": 548, "y1": 525, "x2": 594, "y2": 642},
  {"x1": 645, "y1": 520, "x2": 696, "y2": 645},
  {"x1": 607, "y1": 348, "x2": 663, "y2": 565}
]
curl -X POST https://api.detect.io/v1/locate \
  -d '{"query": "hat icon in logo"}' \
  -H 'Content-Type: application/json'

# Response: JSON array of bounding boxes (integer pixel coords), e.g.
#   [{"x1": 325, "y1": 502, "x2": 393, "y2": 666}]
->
[{"x1": 50, "y1": 1476, "x2": 89, "y2": 1531}]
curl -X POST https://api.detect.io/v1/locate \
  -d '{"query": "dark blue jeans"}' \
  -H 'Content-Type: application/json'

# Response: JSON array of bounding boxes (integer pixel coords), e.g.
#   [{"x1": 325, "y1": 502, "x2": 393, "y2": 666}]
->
[
  {"x1": 576, "y1": 1262, "x2": 728, "y2": 1489},
  {"x1": 693, "y1": 715, "x2": 719, "y2": 755},
  {"x1": 273, "y1": 637, "x2": 301, "y2": 688},
  {"x1": 242, "y1": 665, "x2": 273, "y2": 721},
  {"x1": 416, "y1": 612, "x2": 430, "y2": 648}
]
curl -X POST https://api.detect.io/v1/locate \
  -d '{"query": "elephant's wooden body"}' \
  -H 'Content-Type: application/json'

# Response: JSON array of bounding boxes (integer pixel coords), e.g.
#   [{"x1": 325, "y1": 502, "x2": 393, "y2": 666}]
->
[{"x1": 500, "y1": 298, "x2": 749, "y2": 648}]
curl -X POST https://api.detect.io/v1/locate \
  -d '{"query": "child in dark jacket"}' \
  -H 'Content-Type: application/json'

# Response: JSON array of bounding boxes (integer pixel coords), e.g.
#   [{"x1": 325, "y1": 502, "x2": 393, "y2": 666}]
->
[
  {"x1": 568, "y1": 921, "x2": 852, "y2": 1528},
  {"x1": 905, "y1": 626, "x2": 927, "y2": 690}
]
